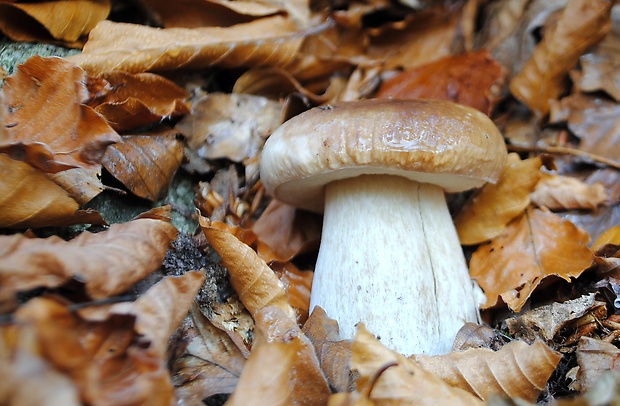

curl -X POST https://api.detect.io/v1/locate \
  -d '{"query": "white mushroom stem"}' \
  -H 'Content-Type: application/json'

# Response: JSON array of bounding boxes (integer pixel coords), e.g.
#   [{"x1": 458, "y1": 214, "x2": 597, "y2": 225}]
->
[{"x1": 309, "y1": 174, "x2": 481, "y2": 356}]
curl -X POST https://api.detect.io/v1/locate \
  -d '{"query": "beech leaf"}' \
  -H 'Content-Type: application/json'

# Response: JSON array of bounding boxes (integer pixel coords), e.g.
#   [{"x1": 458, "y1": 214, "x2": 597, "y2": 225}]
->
[
  {"x1": 0, "y1": 56, "x2": 120, "y2": 172},
  {"x1": 575, "y1": 337, "x2": 620, "y2": 393},
  {"x1": 509, "y1": 0, "x2": 612, "y2": 115},
  {"x1": 470, "y1": 208, "x2": 594, "y2": 311},
  {"x1": 102, "y1": 134, "x2": 184, "y2": 201},
  {"x1": 67, "y1": 16, "x2": 307, "y2": 75},
  {"x1": 46, "y1": 167, "x2": 105, "y2": 206},
  {"x1": 576, "y1": 30, "x2": 620, "y2": 101},
  {"x1": 531, "y1": 173, "x2": 608, "y2": 211},
  {"x1": 412, "y1": 340, "x2": 562, "y2": 402}
]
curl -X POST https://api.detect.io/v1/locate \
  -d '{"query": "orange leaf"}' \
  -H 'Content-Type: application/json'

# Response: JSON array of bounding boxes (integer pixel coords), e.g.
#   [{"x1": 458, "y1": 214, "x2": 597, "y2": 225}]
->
[
  {"x1": 47, "y1": 167, "x2": 104, "y2": 206},
  {"x1": 470, "y1": 208, "x2": 594, "y2": 311},
  {"x1": 531, "y1": 173, "x2": 608, "y2": 211},
  {"x1": 376, "y1": 50, "x2": 505, "y2": 115},
  {"x1": 0, "y1": 56, "x2": 120, "y2": 173},
  {"x1": 509, "y1": 0, "x2": 612, "y2": 115},
  {"x1": 0, "y1": 0, "x2": 110, "y2": 44},
  {"x1": 102, "y1": 134, "x2": 184, "y2": 201},
  {"x1": 591, "y1": 225, "x2": 620, "y2": 257},
  {"x1": 455, "y1": 154, "x2": 542, "y2": 245},
  {"x1": 67, "y1": 16, "x2": 306, "y2": 75}
]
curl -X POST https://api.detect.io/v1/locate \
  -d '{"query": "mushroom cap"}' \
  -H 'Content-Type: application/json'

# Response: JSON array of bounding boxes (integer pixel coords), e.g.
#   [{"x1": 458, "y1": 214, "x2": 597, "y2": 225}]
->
[{"x1": 260, "y1": 98, "x2": 507, "y2": 212}]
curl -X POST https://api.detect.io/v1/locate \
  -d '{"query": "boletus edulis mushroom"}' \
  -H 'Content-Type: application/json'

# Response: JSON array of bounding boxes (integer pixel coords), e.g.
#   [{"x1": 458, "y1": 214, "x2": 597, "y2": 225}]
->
[{"x1": 260, "y1": 99, "x2": 507, "y2": 355}]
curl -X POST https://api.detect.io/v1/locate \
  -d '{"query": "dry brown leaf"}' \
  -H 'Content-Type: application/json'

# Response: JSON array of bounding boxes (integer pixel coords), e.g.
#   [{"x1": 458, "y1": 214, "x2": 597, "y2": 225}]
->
[
  {"x1": 207, "y1": 298, "x2": 254, "y2": 357},
  {"x1": 576, "y1": 30, "x2": 620, "y2": 101},
  {"x1": 455, "y1": 154, "x2": 542, "y2": 245},
  {"x1": 412, "y1": 340, "x2": 562, "y2": 402},
  {"x1": 0, "y1": 214, "x2": 177, "y2": 305},
  {"x1": 271, "y1": 262, "x2": 313, "y2": 324},
  {"x1": 0, "y1": 0, "x2": 110, "y2": 44},
  {"x1": 67, "y1": 16, "x2": 306, "y2": 75},
  {"x1": 172, "y1": 304, "x2": 246, "y2": 402},
  {"x1": 591, "y1": 225, "x2": 620, "y2": 257},
  {"x1": 302, "y1": 307, "x2": 352, "y2": 393},
  {"x1": 226, "y1": 306, "x2": 331, "y2": 406},
  {"x1": 88, "y1": 72, "x2": 190, "y2": 132},
  {"x1": 47, "y1": 167, "x2": 104, "y2": 206},
  {"x1": 509, "y1": 0, "x2": 612, "y2": 116},
  {"x1": 470, "y1": 208, "x2": 594, "y2": 311},
  {"x1": 102, "y1": 134, "x2": 184, "y2": 201},
  {"x1": 531, "y1": 173, "x2": 608, "y2": 211},
  {"x1": 0, "y1": 56, "x2": 120, "y2": 173},
  {"x1": 200, "y1": 217, "x2": 295, "y2": 321},
  {"x1": 340, "y1": 324, "x2": 483, "y2": 406},
  {"x1": 575, "y1": 337, "x2": 620, "y2": 393},
  {"x1": 376, "y1": 50, "x2": 505, "y2": 115}
]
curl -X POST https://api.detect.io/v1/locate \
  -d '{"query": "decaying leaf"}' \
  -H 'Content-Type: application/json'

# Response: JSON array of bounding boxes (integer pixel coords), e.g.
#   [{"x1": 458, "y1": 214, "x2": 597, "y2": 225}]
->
[
  {"x1": 591, "y1": 224, "x2": 620, "y2": 257},
  {"x1": 376, "y1": 50, "x2": 505, "y2": 115},
  {"x1": 412, "y1": 340, "x2": 562, "y2": 402},
  {"x1": 576, "y1": 30, "x2": 620, "y2": 101},
  {"x1": 509, "y1": 0, "x2": 612, "y2": 115},
  {"x1": 471, "y1": 208, "x2": 594, "y2": 311},
  {"x1": 0, "y1": 212, "x2": 177, "y2": 305},
  {"x1": 88, "y1": 71, "x2": 190, "y2": 132},
  {"x1": 67, "y1": 16, "x2": 308, "y2": 75},
  {"x1": 271, "y1": 262, "x2": 313, "y2": 324},
  {"x1": 0, "y1": 0, "x2": 110, "y2": 44},
  {"x1": 102, "y1": 134, "x2": 185, "y2": 201},
  {"x1": 200, "y1": 216, "x2": 295, "y2": 320},
  {"x1": 531, "y1": 173, "x2": 608, "y2": 211},
  {"x1": 455, "y1": 154, "x2": 542, "y2": 245},
  {"x1": 47, "y1": 167, "x2": 105, "y2": 206},
  {"x1": 575, "y1": 337, "x2": 620, "y2": 393},
  {"x1": 0, "y1": 56, "x2": 120, "y2": 172},
  {"x1": 226, "y1": 306, "x2": 331, "y2": 406},
  {"x1": 339, "y1": 324, "x2": 483, "y2": 406}
]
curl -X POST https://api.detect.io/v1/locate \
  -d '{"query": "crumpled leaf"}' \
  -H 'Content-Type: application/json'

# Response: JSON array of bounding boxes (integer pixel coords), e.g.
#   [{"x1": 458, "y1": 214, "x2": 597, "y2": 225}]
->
[
  {"x1": 172, "y1": 304, "x2": 246, "y2": 402},
  {"x1": 531, "y1": 173, "x2": 608, "y2": 211},
  {"x1": 376, "y1": 50, "x2": 505, "y2": 115},
  {"x1": 0, "y1": 55, "x2": 120, "y2": 173},
  {"x1": 102, "y1": 134, "x2": 184, "y2": 201},
  {"x1": 0, "y1": 212, "x2": 177, "y2": 306},
  {"x1": 200, "y1": 216, "x2": 295, "y2": 320},
  {"x1": 67, "y1": 16, "x2": 307, "y2": 75},
  {"x1": 509, "y1": 0, "x2": 612, "y2": 116},
  {"x1": 335, "y1": 324, "x2": 483, "y2": 406},
  {"x1": 455, "y1": 154, "x2": 542, "y2": 245},
  {"x1": 576, "y1": 30, "x2": 620, "y2": 101},
  {"x1": 470, "y1": 208, "x2": 594, "y2": 311},
  {"x1": 88, "y1": 71, "x2": 190, "y2": 132},
  {"x1": 0, "y1": 0, "x2": 110, "y2": 44},
  {"x1": 226, "y1": 306, "x2": 331, "y2": 406},
  {"x1": 575, "y1": 337, "x2": 620, "y2": 393},
  {"x1": 412, "y1": 340, "x2": 562, "y2": 402}
]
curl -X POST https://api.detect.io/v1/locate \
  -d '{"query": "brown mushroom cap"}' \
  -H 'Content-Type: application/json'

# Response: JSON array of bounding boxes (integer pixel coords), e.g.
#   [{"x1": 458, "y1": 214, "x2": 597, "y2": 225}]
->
[{"x1": 260, "y1": 98, "x2": 507, "y2": 213}]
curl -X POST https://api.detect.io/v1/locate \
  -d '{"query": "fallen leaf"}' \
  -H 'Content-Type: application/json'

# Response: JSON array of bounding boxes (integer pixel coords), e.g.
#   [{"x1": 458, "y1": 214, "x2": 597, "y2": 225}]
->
[
  {"x1": 207, "y1": 297, "x2": 254, "y2": 357},
  {"x1": 0, "y1": 213, "x2": 177, "y2": 305},
  {"x1": 226, "y1": 306, "x2": 331, "y2": 406},
  {"x1": 575, "y1": 30, "x2": 620, "y2": 101},
  {"x1": 591, "y1": 225, "x2": 620, "y2": 257},
  {"x1": 172, "y1": 304, "x2": 246, "y2": 402},
  {"x1": 455, "y1": 154, "x2": 542, "y2": 245},
  {"x1": 575, "y1": 337, "x2": 620, "y2": 393},
  {"x1": 271, "y1": 262, "x2": 313, "y2": 324},
  {"x1": 67, "y1": 16, "x2": 307, "y2": 75},
  {"x1": 412, "y1": 340, "x2": 562, "y2": 402},
  {"x1": 509, "y1": 0, "x2": 612, "y2": 115},
  {"x1": 470, "y1": 208, "x2": 594, "y2": 311},
  {"x1": 376, "y1": 50, "x2": 505, "y2": 115},
  {"x1": 200, "y1": 217, "x2": 295, "y2": 321},
  {"x1": 0, "y1": 0, "x2": 110, "y2": 44},
  {"x1": 531, "y1": 173, "x2": 608, "y2": 211},
  {"x1": 47, "y1": 167, "x2": 105, "y2": 206},
  {"x1": 102, "y1": 134, "x2": 185, "y2": 201},
  {"x1": 0, "y1": 56, "x2": 120, "y2": 172},
  {"x1": 89, "y1": 72, "x2": 190, "y2": 132}
]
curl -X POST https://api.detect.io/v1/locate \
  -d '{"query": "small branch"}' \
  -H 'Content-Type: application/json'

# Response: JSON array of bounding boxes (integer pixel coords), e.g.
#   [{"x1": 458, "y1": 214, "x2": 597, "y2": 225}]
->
[{"x1": 507, "y1": 144, "x2": 620, "y2": 170}]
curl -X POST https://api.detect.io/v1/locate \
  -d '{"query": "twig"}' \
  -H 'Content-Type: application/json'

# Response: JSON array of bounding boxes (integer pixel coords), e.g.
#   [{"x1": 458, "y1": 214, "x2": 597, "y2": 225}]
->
[{"x1": 507, "y1": 144, "x2": 620, "y2": 170}]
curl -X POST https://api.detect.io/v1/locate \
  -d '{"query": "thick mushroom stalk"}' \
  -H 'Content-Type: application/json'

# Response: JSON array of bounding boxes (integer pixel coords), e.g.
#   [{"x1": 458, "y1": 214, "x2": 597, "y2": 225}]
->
[{"x1": 311, "y1": 174, "x2": 480, "y2": 355}]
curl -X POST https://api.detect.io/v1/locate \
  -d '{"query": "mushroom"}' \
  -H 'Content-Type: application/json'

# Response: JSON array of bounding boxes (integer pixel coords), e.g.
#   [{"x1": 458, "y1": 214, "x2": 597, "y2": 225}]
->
[{"x1": 259, "y1": 99, "x2": 507, "y2": 355}]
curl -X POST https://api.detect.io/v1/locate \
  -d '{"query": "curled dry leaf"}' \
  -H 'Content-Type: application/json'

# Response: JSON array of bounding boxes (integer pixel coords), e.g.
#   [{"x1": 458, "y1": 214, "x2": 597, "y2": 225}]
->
[
  {"x1": 226, "y1": 306, "x2": 331, "y2": 406},
  {"x1": 0, "y1": 56, "x2": 120, "y2": 173},
  {"x1": 575, "y1": 337, "x2": 620, "y2": 393},
  {"x1": 0, "y1": 214, "x2": 177, "y2": 306},
  {"x1": 412, "y1": 340, "x2": 562, "y2": 402},
  {"x1": 200, "y1": 216, "x2": 295, "y2": 321},
  {"x1": 471, "y1": 208, "x2": 594, "y2": 312},
  {"x1": 67, "y1": 16, "x2": 306, "y2": 75},
  {"x1": 172, "y1": 304, "x2": 246, "y2": 402},
  {"x1": 88, "y1": 71, "x2": 190, "y2": 132},
  {"x1": 340, "y1": 324, "x2": 483, "y2": 406},
  {"x1": 591, "y1": 224, "x2": 620, "y2": 257},
  {"x1": 455, "y1": 154, "x2": 542, "y2": 245},
  {"x1": 376, "y1": 50, "x2": 505, "y2": 115},
  {"x1": 576, "y1": 30, "x2": 620, "y2": 101},
  {"x1": 47, "y1": 167, "x2": 104, "y2": 206},
  {"x1": 531, "y1": 173, "x2": 608, "y2": 211},
  {"x1": 271, "y1": 262, "x2": 313, "y2": 324},
  {"x1": 102, "y1": 134, "x2": 185, "y2": 201},
  {"x1": 0, "y1": 0, "x2": 110, "y2": 44},
  {"x1": 509, "y1": 0, "x2": 612, "y2": 116}
]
